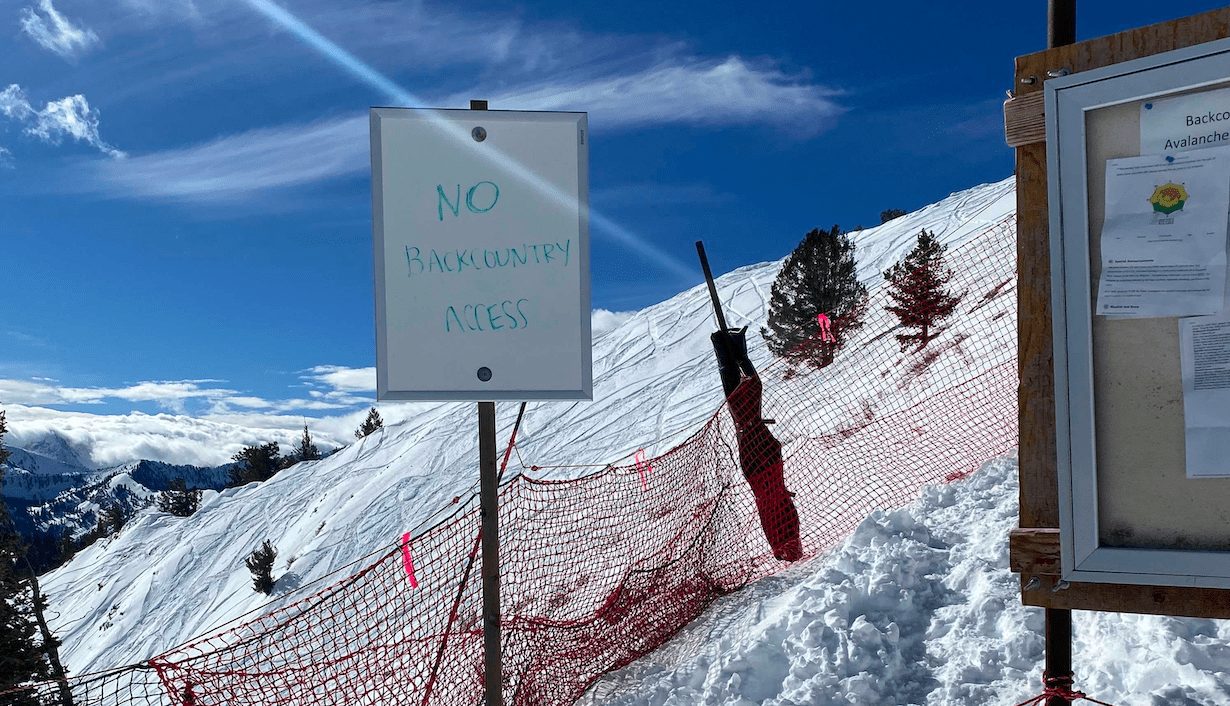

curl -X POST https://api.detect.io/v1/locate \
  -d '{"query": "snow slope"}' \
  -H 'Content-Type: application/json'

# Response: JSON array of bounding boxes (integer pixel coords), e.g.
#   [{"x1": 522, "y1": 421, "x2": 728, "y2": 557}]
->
[{"x1": 43, "y1": 178, "x2": 1016, "y2": 677}]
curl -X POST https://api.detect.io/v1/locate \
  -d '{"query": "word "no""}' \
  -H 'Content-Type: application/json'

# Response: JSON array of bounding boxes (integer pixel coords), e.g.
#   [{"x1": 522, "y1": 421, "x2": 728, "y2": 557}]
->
[{"x1": 437, "y1": 181, "x2": 500, "y2": 221}]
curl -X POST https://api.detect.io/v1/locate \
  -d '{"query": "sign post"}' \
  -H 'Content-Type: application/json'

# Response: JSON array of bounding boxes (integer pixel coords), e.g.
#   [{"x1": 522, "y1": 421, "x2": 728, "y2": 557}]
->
[
  {"x1": 371, "y1": 99, "x2": 591, "y2": 706},
  {"x1": 1043, "y1": 4, "x2": 1075, "y2": 703}
]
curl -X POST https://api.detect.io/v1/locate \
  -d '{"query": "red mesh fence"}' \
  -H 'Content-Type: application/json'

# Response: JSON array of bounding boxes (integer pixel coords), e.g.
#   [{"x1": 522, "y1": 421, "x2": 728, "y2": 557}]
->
[{"x1": 9, "y1": 215, "x2": 1019, "y2": 706}]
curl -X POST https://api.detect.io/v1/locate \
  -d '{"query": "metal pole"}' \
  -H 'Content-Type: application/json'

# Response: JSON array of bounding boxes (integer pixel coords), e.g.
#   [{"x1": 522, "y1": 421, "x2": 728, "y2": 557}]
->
[
  {"x1": 1043, "y1": 7, "x2": 1075, "y2": 703},
  {"x1": 1044, "y1": 607, "x2": 1073, "y2": 706},
  {"x1": 470, "y1": 97, "x2": 502, "y2": 706},
  {"x1": 1047, "y1": 0, "x2": 1075, "y2": 48},
  {"x1": 695, "y1": 241, "x2": 730, "y2": 331},
  {"x1": 478, "y1": 401, "x2": 501, "y2": 706}
]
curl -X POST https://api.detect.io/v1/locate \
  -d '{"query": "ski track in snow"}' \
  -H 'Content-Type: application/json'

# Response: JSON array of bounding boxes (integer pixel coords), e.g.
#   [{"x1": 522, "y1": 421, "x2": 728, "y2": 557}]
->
[{"x1": 46, "y1": 177, "x2": 1230, "y2": 705}]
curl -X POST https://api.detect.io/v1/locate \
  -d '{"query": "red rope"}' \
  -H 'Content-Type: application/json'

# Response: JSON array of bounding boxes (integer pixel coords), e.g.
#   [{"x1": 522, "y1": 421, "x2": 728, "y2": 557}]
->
[{"x1": 1012, "y1": 673, "x2": 1117, "y2": 706}]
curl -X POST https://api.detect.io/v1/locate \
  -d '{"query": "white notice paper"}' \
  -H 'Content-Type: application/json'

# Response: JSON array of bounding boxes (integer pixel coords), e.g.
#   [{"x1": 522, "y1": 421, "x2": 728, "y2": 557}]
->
[
  {"x1": 1180, "y1": 314, "x2": 1230, "y2": 478},
  {"x1": 1097, "y1": 150, "x2": 1230, "y2": 318},
  {"x1": 1141, "y1": 86, "x2": 1230, "y2": 155}
]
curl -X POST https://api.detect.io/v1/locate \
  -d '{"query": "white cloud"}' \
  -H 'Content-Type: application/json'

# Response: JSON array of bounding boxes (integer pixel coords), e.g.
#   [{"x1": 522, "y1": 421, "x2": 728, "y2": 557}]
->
[
  {"x1": 475, "y1": 57, "x2": 842, "y2": 131},
  {"x1": 0, "y1": 365, "x2": 388, "y2": 465},
  {"x1": 592, "y1": 309, "x2": 635, "y2": 336},
  {"x1": 303, "y1": 365, "x2": 376, "y2": 393},
  {"x1": 0, "y1": 146, "x2": 12, "y2": 169},
  {"x1": 86, "y1": 115, "x2": 363, "y2": 201},
  {"x1": 0, "y1": 377, "x2": 238, "y2": 411},
  {"x1": 19, "y1": 0, "x2": 100, "y2": 60},
  {"x1": 3, "y1": 401, "x2": 431, "y2": 467},
  {"x1": 294, "y1": 365, "x2": 376, "y2": 409},
  {"x1": 3, "y1": 404, "x2": 318, "y2": 467},
  {"x1": 79, "y1": 56, "x2": 836, "y2": 202},
  {"x1": 0, "y1": 84, "x2": 124, "y2": 158}
]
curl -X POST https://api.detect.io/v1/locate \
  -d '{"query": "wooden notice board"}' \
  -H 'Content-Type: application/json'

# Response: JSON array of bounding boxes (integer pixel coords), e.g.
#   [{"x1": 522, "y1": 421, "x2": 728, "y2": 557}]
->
[{"x1": 1009, "y1": 7, "x2": 1230, "y2": 617}]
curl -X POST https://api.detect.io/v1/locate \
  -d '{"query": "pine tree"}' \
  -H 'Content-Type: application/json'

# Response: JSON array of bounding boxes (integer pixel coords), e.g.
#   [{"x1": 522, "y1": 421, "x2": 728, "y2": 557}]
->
[
  {"x1": 880, "y1": 208, "x2": 907, "y2": 224},
  {"x1": 293, "y1": 423, "x2": 320, "y2": 463},
  {"x1": 245, "y1": 540, "x2": 277, "y2": 594},
  {"x1": 156, "y1": 479, "x2": 201, "y2": 518},
  {"x1": 761, "y1": 225, "x2": 869, "y2": 369},
  {"x1": 883, "y1": 229, "x2": 962, "y2": 350},
  {"x1": 354, "y1": 408, "x2": 383, "y2": 439},
  {"x1": 228, "y1": 442, "x2": 282, "y2": 486},
  {"x1": 103, "y1": 504, "x2": 125, "y2": 535},
  {"x1": 0, "y1": 411, "x2": 52, "y2": 705}
]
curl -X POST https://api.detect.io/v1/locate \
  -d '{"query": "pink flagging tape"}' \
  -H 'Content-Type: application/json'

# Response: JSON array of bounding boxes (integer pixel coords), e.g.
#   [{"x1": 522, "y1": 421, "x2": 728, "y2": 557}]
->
[
  {"x1": 634, "y1": 449, "x2": 652, "y2": 491},
  {"x1": 816, "y1": 313, "x2": 835, "y2": 343},
  {"x1": 401, "y1": 532, "x2": 420, "y2": 589}
]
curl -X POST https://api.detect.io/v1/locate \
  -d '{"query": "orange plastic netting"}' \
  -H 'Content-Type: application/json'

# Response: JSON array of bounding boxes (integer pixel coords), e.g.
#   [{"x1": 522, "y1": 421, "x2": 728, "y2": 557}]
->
[{"x1": 10, "y1": 215, "x2": 1019, "y2": 706}]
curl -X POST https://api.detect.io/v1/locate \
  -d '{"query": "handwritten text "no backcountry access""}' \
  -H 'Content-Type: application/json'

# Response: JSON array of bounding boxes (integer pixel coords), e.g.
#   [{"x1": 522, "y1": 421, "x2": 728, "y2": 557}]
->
[{"x1": 404, "y1": 241, "x2": 572, "y2": 277}]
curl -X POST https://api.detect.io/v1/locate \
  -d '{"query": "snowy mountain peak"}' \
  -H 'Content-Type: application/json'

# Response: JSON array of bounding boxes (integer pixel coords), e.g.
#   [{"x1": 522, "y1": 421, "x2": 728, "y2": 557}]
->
[{"x1": 23, "y1": 432, "x2": 92, "y2": 471}]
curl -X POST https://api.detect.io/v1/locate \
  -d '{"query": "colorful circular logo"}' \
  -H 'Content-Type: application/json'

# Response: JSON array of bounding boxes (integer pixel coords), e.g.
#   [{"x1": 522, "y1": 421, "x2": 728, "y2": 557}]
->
[{"x1": 1149, "y1": 182, "x2": 1188, "y2": 215}]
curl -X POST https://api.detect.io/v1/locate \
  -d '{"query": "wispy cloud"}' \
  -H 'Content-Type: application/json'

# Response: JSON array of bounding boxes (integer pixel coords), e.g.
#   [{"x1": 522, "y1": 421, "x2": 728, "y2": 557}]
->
[
  {"x1": 19, "y1": 0, "x2": 100, "y2": 60},
  {"x1": 85, "y1": 116, "x2": 360, "y2": 201},
  {"x1": 80, "y1": 56, "x2": 836, "y2": 203},
  {"x1": 475, "y1": 57, "x2": 842, "y2": 131},
  {"x1": 0, "y1": 147, "x2": 12, "y2": 169},
  {"x1": 0, "y1": 84, "x2": 124, "y2": 159}
]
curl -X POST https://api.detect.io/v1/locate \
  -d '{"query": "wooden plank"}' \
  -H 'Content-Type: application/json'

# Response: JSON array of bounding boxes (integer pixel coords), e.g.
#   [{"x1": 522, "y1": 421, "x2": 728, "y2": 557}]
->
[
  {"x1": 1015, "y1": 8, "x2": 1230, "y2": 98},
  {"x1": 1016, "y1": 135, "x2": 1055, "y2": 530},
  {"x1": 1004, "y1": 92, "x2": 1045, "y2": 148},
  {"x1": 1015, "y1": 7, "x2": 1230, "y2": 615},
  {"x1": 1020, "y1": 575, "x2": 1230, "y2": 620},
  {"x1": 1010, "y1": 528, "x2": 1061, "y2": 575}
]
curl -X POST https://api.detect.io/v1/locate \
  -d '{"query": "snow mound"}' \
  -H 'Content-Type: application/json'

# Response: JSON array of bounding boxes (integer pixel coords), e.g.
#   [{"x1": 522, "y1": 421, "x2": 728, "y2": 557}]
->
[{"x1": 586, "y1": 455, "x2": 1230, "y2": 705}]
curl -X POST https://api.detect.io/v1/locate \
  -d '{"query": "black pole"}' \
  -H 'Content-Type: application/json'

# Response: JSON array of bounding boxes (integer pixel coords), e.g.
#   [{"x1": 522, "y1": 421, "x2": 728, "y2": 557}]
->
[
  {"x1": 1047, "y1": 0, "x2": 1075, "y2": 48},
  {"x1": 471, "y1": 97, "x2": 503, "y2": 706},
  {"x1": 1043, "y1": 7, "x2": 1075, "y2": 704},
  {"x1": 1045, "y1": 607, "x2": 1074, "y2": 706},
  {"x1": 695, "y1": 241, "x2": 730, "y2": 331},
  {"x1": 478, "y1": 401, "x2": 501, "y2": 706}
]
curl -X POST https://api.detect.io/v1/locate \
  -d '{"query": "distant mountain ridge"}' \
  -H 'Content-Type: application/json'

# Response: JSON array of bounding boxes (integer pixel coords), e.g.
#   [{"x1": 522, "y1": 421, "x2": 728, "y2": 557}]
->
[{"x1": 3, "y1": 441, "x2": 232, "y2": 569}]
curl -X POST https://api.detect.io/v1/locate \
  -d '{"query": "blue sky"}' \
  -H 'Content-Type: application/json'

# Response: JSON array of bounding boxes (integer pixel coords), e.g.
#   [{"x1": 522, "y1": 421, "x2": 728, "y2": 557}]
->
[{"x1": 0, "y1": 0, "x2": 1225, "y2": 463}]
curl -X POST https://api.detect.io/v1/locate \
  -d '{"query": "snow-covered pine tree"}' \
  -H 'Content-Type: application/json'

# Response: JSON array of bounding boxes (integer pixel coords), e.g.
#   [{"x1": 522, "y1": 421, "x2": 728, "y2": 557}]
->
[
  {"x1": 355, "y1": 408, "x2": 383, "y2": 439},
  {"x1": 293, "y1": 423, "x2": 320, "y2": 462},
  {"x1": 245, "y1": 540, "x2": 277, "y2": 594},
  {"x1": 156, "y1": 478, "x2": 201, "y2": 517},
  {"x1": 883, "y1": 229, "x2": 961, "y2": 350},
  {"x1": 761, "y1": 225, "x2": 868, "y2": 368},
  {"x1": 0, "y1": 411, "x2": 52, "y2": 705}
]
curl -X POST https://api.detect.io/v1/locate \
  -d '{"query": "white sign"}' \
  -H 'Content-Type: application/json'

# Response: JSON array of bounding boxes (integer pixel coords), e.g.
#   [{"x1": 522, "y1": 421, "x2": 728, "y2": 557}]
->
[
  {"x1": 371, "y1": 108, "x2": 592, "y2": 401},
  {"x1": 1141, "y1": 86, "x2": 1230, "y2": 154},
  {"x1": 1180, "y1": 313, "x2": 1230, "y2": 478},
  {"x1": 1096, "y1": 150, "x2": 1230, "y2": 318}
]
